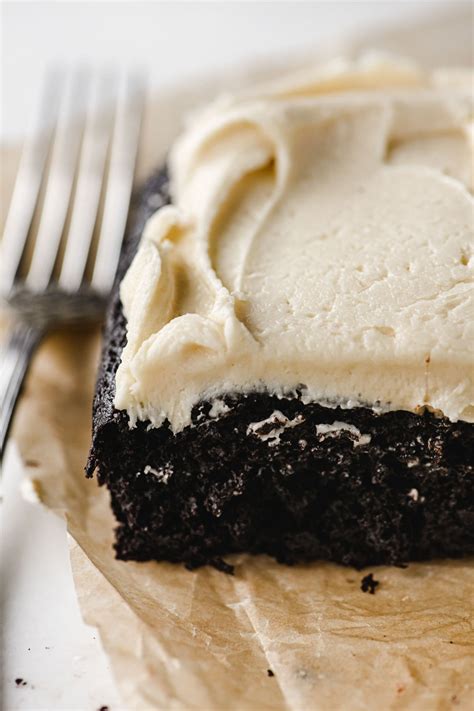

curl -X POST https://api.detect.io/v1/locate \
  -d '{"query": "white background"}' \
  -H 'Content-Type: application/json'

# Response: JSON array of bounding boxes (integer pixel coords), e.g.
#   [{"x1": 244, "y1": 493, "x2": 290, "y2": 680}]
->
[
  {"x1": 1, "y1": 2, "x2": 468, "y2": 710},
  {"x1": 1, "y1": 0, "x2": 459, "y2": 142}
]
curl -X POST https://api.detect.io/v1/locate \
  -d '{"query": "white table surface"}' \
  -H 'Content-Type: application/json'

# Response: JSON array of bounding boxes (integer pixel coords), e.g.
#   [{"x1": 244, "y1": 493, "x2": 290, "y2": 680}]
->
[
  {"x1": 1, "y1": 444, "x2": 122, "y2": 711},
  {"x1": 0, "y1": 2, "x2": 461, "y2": 710}
]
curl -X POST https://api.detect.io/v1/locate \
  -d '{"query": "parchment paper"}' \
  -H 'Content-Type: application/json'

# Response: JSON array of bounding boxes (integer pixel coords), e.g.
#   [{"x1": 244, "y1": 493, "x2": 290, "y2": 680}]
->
[{"x1": 3, "y1": 8, "x2": 474, "y2": 709}]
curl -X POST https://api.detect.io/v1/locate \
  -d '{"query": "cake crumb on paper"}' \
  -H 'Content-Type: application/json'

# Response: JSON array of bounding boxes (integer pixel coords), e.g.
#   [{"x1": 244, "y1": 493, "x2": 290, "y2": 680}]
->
[{"x1": 361, "y1": 573, "x2": 380, "y2": 594}]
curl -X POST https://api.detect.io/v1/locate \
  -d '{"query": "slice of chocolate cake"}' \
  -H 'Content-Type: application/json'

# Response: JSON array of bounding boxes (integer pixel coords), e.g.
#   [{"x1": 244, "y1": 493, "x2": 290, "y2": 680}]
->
[{"x1": 87, "y1": 56, "x2": 474, "y2": 571}]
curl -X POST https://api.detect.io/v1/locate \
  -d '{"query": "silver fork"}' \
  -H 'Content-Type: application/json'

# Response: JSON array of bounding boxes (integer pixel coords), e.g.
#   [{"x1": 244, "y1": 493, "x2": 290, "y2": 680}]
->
[{"x1": 0, "y1": 69, "x2": 144, "y2": 458}]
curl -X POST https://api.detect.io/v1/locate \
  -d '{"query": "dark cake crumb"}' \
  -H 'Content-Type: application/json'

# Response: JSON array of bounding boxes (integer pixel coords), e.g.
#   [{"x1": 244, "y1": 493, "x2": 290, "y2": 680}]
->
[
  {"x1": 361, "y1": 573, "x2": 380, "y2": 594},
  {"x1": 98, "y1": 706, "x2": 110, "y2": 711},
  {"x1": 211, "y1": 558, "x2": 235, "y2": 575},
  {"x1": 15, "y1": 678, "x2": 27, "y2": 687},
  {"x1": 267, "y1": 669, "x2": 275, "y2": 677},
  {"x1": 185, "y1": 557, "x2": 235, "y2": 575}
]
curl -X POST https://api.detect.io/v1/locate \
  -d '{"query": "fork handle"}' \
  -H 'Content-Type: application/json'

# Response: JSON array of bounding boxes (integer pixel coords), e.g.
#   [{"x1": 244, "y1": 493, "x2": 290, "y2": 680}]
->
[{"x1": 0, "y1": 321, "x2": 44, "y2": 460}]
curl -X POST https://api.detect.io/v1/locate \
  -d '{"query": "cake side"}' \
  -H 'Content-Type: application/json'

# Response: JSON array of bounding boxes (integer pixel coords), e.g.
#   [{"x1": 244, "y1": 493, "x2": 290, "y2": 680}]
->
[
  {"x1": 87, "y1": 169, "x2": 171, "y2": 443},
  {"x1": 87, "y1": 168, "x2": 474, "y2": 572}
]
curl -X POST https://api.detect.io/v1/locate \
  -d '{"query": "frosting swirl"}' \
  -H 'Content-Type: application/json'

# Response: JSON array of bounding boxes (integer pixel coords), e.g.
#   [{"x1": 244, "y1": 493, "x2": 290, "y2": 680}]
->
[{"x1": 116, "y1": 55, "x2": 474, "y2": 431}]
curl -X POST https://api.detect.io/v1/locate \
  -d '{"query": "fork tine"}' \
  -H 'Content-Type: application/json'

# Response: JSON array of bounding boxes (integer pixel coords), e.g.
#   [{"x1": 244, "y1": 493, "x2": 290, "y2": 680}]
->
[
  {"x1": 91, "y1": 71, "x2": 144, "y2": 294},
  {"x1": 0, "y1": 72, "x2": 62, "y2": 295},
  {"x1": 58, "y1": 73, "x2": 115, "y2": 292},
  {"x1": 26, "y1": 70, "x2": 88, "y2": 292}
]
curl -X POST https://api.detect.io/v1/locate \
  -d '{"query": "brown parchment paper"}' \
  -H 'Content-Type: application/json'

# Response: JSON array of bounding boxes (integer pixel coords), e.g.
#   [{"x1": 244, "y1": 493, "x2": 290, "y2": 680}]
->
[{"x1": 3, "y1": 8, "x2": 474, "y2": 710}]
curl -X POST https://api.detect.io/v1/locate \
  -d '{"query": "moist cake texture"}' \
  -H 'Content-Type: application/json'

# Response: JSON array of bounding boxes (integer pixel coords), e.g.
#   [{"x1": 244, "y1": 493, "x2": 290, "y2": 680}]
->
[{"x1": 88, "y1": 56, "x2": 474, "y2": 570}]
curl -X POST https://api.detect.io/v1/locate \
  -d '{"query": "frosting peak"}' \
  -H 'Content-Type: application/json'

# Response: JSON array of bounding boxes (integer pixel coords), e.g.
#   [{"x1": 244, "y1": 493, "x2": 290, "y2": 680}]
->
[{"x1": 116, "y1": 56, "x2": 474, "y2": 431}]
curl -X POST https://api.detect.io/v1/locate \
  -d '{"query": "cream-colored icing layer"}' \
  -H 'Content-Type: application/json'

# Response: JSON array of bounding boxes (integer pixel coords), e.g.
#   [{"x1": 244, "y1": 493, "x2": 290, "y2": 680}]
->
[{"x1": 116, "y1": 55, "x2": 474, "y2": 432}]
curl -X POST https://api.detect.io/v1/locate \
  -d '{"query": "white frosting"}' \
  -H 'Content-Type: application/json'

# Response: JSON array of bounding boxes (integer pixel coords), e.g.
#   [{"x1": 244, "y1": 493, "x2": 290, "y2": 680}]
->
[
  {"x1": 407, "y1": 488, "x2": 420, "y2": 501},
  {"x1": 247, "y1": 410, "x2": 305, "y2": 446},
  {"x1": 208, "y1": 399, "x2": 231, "y2": 418},
  {"x1": 116, "y1": 55, "x2": 474, "y2": 432},
  {"x1": 143, "y1": 463, "x2": 173, "y2": 483},
  {"x1": 315, "y1": 422, "x2": 372, "y2": 447}
]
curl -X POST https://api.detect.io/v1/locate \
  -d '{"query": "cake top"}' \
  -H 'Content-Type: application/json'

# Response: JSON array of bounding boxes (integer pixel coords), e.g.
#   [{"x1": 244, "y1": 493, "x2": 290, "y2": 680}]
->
[{"x1": 116, "y1": 55, "x2": 474, "y2": 432}]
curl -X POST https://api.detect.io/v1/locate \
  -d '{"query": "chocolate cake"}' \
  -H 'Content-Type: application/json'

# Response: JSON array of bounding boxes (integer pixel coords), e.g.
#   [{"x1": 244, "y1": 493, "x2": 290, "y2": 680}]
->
[{"x1": 87, "y1": 56, "x2": 474, "y2": 571}]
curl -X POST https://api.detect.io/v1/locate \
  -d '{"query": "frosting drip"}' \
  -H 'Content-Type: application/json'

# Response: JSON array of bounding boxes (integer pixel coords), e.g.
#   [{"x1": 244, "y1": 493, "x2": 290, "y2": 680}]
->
[{"x1": 116, "y1": 55, "x2": 474, "y2": 431}]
